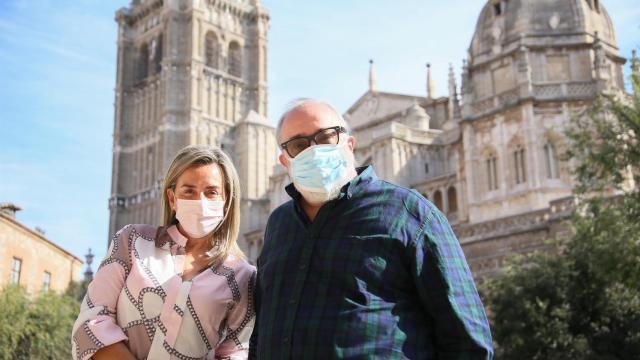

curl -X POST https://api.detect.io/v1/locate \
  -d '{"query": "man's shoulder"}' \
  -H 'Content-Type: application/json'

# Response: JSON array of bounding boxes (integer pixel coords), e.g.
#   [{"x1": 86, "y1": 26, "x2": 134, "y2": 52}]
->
[
  {"x1": 267, "y1": 200, "x2": 295, "y2": 225},
  {"x1": 379, "y1": 180, "x2": 435, "y2": 208},
  {"x1": 374, "y1": 180, "x2": 437, "y2": 219}
]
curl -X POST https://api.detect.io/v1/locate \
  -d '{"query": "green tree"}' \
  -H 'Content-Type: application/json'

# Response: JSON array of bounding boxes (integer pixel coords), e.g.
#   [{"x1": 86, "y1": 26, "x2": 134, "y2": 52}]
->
[
  {"x1": 0, "y1": 286, "x2": 80, "y2": 360},
  {"x1": 0, "y1": 286, "x2": 30, "y2": 360},
  {"x1": 486, "y1": 65, "x2": 640, "y2": 359},
  {"x1": 65, "y1": 279, "x2": 89, "y2": 302}
]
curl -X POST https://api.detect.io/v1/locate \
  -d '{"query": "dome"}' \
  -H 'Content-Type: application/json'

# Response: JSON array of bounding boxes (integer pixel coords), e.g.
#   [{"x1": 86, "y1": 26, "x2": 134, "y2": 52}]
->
[{"x1": 469, "y1": 0, "x2": 618, "y2": 61}]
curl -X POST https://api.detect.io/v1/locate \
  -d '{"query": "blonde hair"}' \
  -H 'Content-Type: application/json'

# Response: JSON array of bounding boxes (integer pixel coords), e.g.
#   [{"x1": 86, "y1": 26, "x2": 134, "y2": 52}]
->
[{"x1": 161, "y1": 145, "x2": 244, "y2": 266}]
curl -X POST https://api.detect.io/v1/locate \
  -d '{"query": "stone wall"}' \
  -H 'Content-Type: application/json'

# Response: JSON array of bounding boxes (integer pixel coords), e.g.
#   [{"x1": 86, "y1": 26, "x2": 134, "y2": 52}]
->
[{"x1": 456, "y1": 196, "x2": 575, "y2": 282}]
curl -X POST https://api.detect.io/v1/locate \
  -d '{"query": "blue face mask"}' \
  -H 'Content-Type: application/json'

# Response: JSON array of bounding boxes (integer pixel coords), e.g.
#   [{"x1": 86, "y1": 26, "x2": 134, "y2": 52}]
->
[{"x1": 289, "y1": 143, "x2": 353, "y2": 199}]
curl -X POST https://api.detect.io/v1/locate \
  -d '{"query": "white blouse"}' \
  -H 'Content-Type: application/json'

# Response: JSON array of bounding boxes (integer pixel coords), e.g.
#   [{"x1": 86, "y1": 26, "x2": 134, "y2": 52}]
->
[{"x1": 71, "y1": 224, "x2": 255, "y2": 360}]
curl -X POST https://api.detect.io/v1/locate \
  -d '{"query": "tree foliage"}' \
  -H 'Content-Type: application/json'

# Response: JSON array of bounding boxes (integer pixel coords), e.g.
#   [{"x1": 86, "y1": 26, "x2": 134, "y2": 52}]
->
[
  {"x1": 0, "y1": 285, "x2": 80, "y2": 360},
  {"x1": 65, "y1": 279, "x2": 89, "y2": 303},
  {"x1": 486, "y1": 69, "x2": 640, "y2": 359}
]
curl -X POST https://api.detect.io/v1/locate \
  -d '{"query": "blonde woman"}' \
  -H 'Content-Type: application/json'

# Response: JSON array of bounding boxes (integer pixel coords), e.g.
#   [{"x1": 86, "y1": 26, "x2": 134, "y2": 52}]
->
[{"x1": 71, "y1": 145, "x2": 255, "y2": 360}]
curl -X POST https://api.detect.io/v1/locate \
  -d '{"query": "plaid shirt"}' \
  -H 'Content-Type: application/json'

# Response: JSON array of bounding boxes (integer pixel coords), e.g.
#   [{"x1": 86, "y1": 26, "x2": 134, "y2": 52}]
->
[{"x1": 249, "y1": 166, "x2": 493, "y2": 359}]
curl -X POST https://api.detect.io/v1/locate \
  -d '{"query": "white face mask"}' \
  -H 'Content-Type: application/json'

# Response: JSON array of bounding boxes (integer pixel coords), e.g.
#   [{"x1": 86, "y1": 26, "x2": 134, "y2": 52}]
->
[
  {"x1": 174, "y1": 198, "x2": 225, "y2": 239},
  {"x1": 287, "y1": 142, "x2": 355, "y2": 206}
]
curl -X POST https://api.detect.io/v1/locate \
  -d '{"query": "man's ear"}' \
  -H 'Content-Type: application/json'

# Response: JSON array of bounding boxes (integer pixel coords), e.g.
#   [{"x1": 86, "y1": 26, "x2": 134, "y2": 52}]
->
[
  {"x1": 347, "y1": 135, "x2": 356, "y2": 152},
  {"x1": 279, "y1": 152, "x2": 290, "y2": 168}
]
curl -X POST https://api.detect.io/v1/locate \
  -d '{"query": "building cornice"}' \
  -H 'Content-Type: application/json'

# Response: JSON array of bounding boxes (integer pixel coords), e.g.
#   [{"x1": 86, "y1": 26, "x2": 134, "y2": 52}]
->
[{"x1": 0, "y1": 214, "x2": 83, "y2": 263}]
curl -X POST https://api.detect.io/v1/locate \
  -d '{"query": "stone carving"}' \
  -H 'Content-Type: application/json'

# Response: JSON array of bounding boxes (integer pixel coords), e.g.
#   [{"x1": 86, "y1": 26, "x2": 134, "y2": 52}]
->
[
  {"x1": 472, "y1": 97, "x2": 495, "y2": 114},
  {"x1": 549, "y1": 13, "x2": 560, "y2": 29},
  {"x1": 498, "y1": 88, "x2": 519, "y2": 106}
]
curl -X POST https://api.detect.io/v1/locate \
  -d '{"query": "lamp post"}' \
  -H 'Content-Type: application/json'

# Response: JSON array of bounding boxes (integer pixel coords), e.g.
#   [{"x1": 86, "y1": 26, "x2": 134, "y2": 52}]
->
[{"x1": 84, "y1": 248, "x2": 94, "y2": 282}]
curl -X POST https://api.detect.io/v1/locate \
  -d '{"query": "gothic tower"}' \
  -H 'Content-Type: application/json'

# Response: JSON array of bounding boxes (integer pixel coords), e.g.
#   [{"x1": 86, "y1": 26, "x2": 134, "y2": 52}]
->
[{"x1": 108, "y1": 0, "x2": 277, "y2": 256}]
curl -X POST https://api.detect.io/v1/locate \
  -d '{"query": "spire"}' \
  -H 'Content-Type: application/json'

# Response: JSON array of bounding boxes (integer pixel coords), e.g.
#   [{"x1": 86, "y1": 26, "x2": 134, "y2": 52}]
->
[
  {"x1": 461, "y1": 58, "x2": 473, "y2": 119},
  {"x1": 448, "y1": 63, "x2": 457, "y2": 99},
  {"x1": 426, "y1": 63, "x2": 435, "y2": 99},
  {"x1": 369, "y1": 59, "x2": 377, "y2": 92},
  {"x1": 461, "y1": 59, "x2": 470, "y2": 94},
  {"x1": 631, "y1": 49, "x2": 639, "y2": 75},
  {"x1": 448, "y1": 63, "x2": 460, "y2": 121}
]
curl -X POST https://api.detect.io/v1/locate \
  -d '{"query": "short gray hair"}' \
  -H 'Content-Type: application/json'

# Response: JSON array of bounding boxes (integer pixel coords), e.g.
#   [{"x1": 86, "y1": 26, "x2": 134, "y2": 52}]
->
[{"x1": 275, "y1": 98, "x2": 351, "y2": 143}]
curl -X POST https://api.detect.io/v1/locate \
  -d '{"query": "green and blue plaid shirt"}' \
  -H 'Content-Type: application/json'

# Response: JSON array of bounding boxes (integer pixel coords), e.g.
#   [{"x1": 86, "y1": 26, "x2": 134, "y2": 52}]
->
[{"x1": 249, "y1": 166, "x2": 493, "y2": 359}]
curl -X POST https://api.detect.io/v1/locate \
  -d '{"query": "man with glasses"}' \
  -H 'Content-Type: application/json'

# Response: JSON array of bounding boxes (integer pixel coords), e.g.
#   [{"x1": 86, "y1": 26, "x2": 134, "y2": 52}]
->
[{"x1": 249, "y1": 99, "x2": 493, "y2": 359}]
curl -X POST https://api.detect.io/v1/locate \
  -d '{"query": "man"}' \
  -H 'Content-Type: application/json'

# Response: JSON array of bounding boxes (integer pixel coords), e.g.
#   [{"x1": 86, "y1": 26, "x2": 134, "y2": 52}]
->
[{"x1": 249, "y1": 99, "x2": 493, "y2": 359}]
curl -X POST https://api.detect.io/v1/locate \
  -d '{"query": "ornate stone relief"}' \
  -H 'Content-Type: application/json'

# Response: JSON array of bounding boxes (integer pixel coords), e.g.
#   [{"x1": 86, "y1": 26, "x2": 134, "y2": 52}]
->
[{"x1": 548, "y1": 13, "x2": 560, "y2": 30}]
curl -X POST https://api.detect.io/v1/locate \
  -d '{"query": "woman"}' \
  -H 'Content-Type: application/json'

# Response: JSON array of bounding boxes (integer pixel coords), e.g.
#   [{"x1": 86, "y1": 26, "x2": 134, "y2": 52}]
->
[{"x1": 71, "y1": 146, "x2": 255, "y2": 360}]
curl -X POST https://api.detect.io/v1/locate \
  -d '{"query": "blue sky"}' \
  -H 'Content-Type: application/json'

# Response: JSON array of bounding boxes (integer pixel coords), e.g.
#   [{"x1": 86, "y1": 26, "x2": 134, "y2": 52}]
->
[{"x1": 0, "y1": 0, "x2": 638, "y2": 275}]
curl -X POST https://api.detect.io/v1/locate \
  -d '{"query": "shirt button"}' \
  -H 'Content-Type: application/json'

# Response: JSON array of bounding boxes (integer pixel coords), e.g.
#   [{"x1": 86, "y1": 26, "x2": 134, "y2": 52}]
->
[
  {"x1": 283, "y1": 337, "x2": 290, "y2": 344},
  {"x1": 299, "y1": 263, "x2": 307, "y2": 270},
  {"x1": 288, "y1": 298, "x2": 296, "y2": 305}
]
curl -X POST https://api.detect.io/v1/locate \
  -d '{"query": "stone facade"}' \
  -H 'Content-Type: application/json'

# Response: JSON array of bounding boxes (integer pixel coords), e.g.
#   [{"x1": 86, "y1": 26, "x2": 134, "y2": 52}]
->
[
  {"x1": 0, "y1": 204, "x2": 83, "y2": 294},
  {"x1": 328, "y1": 0, "x2": 628, "y2": 277},
  {"x1": 110, "y1": 0, "x2": 632, "y2": 276},
  {"x1": 108, "y1": 0, "x2": 277, "y2": 252}
]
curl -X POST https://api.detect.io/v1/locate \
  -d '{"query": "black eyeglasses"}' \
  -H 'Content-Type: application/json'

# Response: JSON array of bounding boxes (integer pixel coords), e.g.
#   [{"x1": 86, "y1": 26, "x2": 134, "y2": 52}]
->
[{"x1": 280, "y1": 126, "x2": 347, "y2": 158}]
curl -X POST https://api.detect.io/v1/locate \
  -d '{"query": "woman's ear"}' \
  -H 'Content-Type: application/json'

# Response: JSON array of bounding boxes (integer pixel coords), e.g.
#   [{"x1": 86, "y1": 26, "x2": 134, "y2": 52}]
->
[{"x1": 167, "y1": 188, "x2": 176, "y2": 211}]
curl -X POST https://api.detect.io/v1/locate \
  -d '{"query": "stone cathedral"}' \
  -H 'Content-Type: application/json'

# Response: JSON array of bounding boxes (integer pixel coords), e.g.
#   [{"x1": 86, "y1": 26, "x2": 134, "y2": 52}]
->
[{"x1": 109, "y1": 0, "x2": 634, "y2": 277}]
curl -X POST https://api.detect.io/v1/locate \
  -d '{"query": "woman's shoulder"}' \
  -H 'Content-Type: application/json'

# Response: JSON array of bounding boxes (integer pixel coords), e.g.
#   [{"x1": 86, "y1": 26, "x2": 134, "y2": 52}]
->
[
  {"x1": 217, "y1": 256, "x2": 256, "y2": 304},
  {"x1": 221, "y1": 255, "x2": 256, "y2": 283},
  {"x1": 112, "y1": 224, "x2": 163, "y2": 242},
  {"x1": 110, "y1": 224, "x2": 165, "y2": 253},
  {"x1": 103, "y1": 224, "x2": 155, "y2": 271}
]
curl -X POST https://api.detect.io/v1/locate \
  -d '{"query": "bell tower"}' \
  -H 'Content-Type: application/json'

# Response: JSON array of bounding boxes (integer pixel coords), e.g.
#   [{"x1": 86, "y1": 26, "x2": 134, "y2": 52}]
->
[{"x1": 108, "y1": 0, "x2": 277, "y2": 256}]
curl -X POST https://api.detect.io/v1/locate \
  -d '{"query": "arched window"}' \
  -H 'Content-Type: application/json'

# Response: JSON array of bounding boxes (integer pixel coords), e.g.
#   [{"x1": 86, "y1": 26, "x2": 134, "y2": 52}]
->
[
  {"x1": 485, "y1": 153, "x2": 499, "y2": 191},
  {"x1": 493, "y1": 2, "x2": 502, "y2": 16},
  {"x1": 228, "y1": 41, "x2": 242, "y2": 77},
  {"x1": 447, "y1": 186, "x2": 458, "y2": 213},
  {"x1": 433, "y1": 190, "x2": 443, "y2": 211},
  {"x1": 152, "y1": 34, "x2": 163, "y2": 75},
  {"x1": 137, "y1": 43, "x2": 149, "y2": 82},
  {"x1": 544, "y1": 141, "x2": 559, "y2": 179},
  {"x1": 513, "y1": 145, "x2": 526, "y2": 185},
  {"x1": 205, "y1": 32, "x2": 219, "y2": 69}
]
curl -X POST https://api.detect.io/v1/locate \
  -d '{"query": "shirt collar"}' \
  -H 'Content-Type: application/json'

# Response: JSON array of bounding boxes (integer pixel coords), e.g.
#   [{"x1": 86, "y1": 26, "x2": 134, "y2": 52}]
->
[
  {"x1": 166, "y1": 224, "x2": 187, "y2": 247},
  {"x1": 285, "y1": 165, "x2": 378, "y2": 202}
]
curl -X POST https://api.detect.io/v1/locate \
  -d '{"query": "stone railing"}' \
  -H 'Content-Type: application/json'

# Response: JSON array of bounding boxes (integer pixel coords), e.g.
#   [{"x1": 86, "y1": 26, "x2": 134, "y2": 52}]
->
[
  {"x1": 469, "y1": 81, "x2": 596, "y2": 118},
  {"x1": 533, "y1": 81, "x2": 596, "y2": 100},
  {"x1": 453, "y1": 196, "x2": 575, "y2": 244},
  {"x1": 497, "y1": 88, "x2": 520, "y2": 106},
  {"x1": 472, "y1": 97, "x2": 494, "y2": 114},
  {"x1": 471, "y1": 88, "x2": 520, "y2": 116},
  {"x1": 108, "y1": 179, "x2": 164, "y2": 210},
  {"x1": 356, "y1": 121, "x2": 441, "y2": 148}
]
